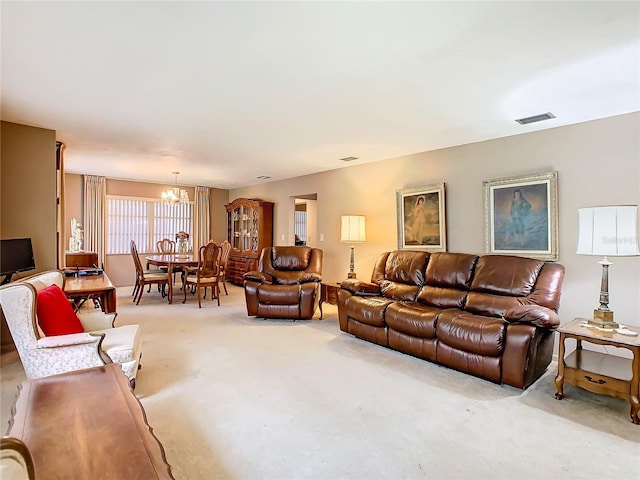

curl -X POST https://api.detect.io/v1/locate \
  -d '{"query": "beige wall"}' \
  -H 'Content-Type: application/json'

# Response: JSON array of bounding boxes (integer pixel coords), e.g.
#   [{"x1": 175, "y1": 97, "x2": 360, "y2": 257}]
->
[
  {"x1": 230, "y1": 113, "x2": 640, "y2": 327},
  {"x1": 64, "y1": 173, "x2": 83, "y2": 245},
  {"x1": 1, "y1": 121, "x2": 57, "y2": 272},
  {"x1": 59, "y1": 113, "x2": 640, "y2": 327},
  {"x1": 63, "y1": 175, "x2": 229, "y2": 286},
  {"x1": 210, "y1": 188, "x2": 229, "y2": 243},
  {"x1": 1, "y1": 121, "x2": 57, "y2": 352}
]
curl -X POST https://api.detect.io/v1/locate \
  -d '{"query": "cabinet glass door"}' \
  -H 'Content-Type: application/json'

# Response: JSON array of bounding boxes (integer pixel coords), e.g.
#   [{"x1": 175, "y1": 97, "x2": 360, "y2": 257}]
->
[
  {"x1": 251, "y1": 207, "x2": 259, "y2": 252},
  {"x1": 232, "y1": 206, "x2": 241, "y2": 249},
  {"x1": 241, "y1": 205, "x2": 251, "y2": 251}
]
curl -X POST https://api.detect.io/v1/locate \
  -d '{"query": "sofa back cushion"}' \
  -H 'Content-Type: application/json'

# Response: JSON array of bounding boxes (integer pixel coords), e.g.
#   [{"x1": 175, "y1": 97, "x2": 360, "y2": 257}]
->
[
  {"x1": 418, "y1": 252, "x2": 478, "y2": 308},
  {"x1": 371, "y1": 250, "x2": 429, "y2": 301},
  {"x1": 270, "y1": 246, "x2": 312, "y2": 271},
  {"x1": 466, "y1": 255, "x2": 554, "y2": 317},
  {"x1": 260, "y1": 246, "x2": 323, "y2": 286}
]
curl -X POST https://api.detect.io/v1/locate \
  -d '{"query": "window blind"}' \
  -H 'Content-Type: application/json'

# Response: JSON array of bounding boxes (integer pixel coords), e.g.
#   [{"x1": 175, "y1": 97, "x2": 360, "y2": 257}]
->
[{"x1": 107, "y1": 197, "x2": 193, "y2": 254}]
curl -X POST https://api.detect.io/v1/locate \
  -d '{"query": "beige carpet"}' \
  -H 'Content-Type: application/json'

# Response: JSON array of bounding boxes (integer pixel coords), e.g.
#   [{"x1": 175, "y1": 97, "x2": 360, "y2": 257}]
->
[{"x1": 1, "y1": 283, "x2": 639, "y2": 480}]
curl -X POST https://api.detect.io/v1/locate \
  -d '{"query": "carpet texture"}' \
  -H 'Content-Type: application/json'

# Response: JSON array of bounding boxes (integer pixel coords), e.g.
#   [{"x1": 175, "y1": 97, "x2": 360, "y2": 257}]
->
[{"x1": 1, "y1": 283, "x2": 639, "y2": 479}]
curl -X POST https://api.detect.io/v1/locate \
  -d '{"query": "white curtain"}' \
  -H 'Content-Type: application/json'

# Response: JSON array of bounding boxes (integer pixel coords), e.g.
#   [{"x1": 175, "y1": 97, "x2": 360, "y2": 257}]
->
[
  {"x1": 193, "y1": 186, "x2": 210, "y2": 253},
  {"x1": 83, "y1": 175, "x2": 107, "y2": 267}
]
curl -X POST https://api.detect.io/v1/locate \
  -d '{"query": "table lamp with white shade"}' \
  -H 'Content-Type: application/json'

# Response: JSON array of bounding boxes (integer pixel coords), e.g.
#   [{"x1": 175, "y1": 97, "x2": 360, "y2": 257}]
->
[
  {"x1": 341, "y1": 215, "x2": 366, "y2": 279},
  {"x1": 576, "y1": 205, "x2": 640, "y2": 328}
]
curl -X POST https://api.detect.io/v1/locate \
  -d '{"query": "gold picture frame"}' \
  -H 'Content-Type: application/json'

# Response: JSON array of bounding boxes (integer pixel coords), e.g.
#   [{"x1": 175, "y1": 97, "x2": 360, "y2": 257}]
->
[
  {"x1": 483, "y1": 171, "x2": 558, "y2": 261},
  {"x1": 396, "y1": 183, "x2": 447, "y2": 251}
]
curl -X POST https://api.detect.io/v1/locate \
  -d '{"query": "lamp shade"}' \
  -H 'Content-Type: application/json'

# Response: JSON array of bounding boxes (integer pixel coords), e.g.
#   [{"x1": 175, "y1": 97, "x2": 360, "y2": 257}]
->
[
  {"x1": 341, "y1": 215, "x2": 366, "y2": 243},
  {"x1": 577, "y1": 205, "x2": 640, "y2": 256}
]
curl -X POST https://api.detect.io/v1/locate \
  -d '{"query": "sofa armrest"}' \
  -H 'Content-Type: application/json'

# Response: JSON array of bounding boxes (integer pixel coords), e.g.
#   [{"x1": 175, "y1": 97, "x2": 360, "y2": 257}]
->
[
  {"x1": 243, "y1": 271, "x2": 273, "y2": 284},
  {"x1": 77, "y1": 311, "x2": 117, "y2": 331},
  {"x1": 37, "y1": 332, "x2": 103, "y2": 349},
  {"x1": 503, "y1": 305, "x2": 560, "y2": 329},
  {"x1": 297, "y1": 273, "x2": 322, "y2": 284},
  {"x1": 340, "y1": 279, "x2": 381, "y2": 296}
]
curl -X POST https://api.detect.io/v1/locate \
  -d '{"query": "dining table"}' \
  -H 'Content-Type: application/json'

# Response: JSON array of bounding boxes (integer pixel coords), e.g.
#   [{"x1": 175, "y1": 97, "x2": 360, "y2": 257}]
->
[{"x1": 145, "y1": 254, "x2": 198, "y2": 304}]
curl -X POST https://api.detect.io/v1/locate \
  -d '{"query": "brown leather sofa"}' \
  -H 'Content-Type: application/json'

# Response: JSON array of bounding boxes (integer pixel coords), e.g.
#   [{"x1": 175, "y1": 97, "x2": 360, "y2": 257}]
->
[
  {"x1": 338, "y1": 250, "x2": 565, "y2": 389},
  {"x1": 244, "y1": 246, "x2": 323, "y2": 320}
]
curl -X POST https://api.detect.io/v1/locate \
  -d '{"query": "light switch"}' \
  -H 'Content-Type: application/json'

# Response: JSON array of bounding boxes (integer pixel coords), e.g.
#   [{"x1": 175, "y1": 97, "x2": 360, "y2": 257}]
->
[
  {"x1": 319, "y1": 233, "x2": 324, "y2": 241},
  {"x1": 281, "y1": 234, "x2": 285, "y2": 241}
]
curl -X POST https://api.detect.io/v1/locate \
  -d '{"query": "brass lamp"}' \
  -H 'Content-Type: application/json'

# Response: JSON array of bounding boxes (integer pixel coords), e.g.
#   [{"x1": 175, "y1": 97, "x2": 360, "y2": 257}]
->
[
  {"x1": 340, "y1": 215, "x2": 366, "y2": 279},
  {"x1": 576, "y1": 205, "x2": 640, "y2": 328}
]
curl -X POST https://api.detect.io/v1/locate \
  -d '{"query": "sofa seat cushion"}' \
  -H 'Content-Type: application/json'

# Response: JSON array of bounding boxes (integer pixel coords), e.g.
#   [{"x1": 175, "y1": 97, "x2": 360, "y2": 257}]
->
[
  {"x1": 417, "y1": 286, "x2": 468, "y2": 310},
  {"x1": 385, "y1": 302, "x2": 440, "y2": 339},
  {"x1": 257, "y1": 284, "x2": 302, "y2": 305},
  {"x1": 343, "y1": 296, "x2": 394, "y2": 327},
  {"x1": 436, "y1": 310, "x2": 505, "y2": 357},
  {"x1": 92, "y1": 324, "x2": 141, "y2": 364}
]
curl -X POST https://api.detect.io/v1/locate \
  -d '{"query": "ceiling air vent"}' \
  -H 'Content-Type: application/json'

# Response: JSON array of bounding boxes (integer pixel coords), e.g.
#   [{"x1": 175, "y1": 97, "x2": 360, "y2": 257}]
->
[
  {"x1": 515, "y1": 112, "x2": 556, "y2": 125},
  {"x1": 339, "y1": 156, "x2": 359, "y2": 162}
]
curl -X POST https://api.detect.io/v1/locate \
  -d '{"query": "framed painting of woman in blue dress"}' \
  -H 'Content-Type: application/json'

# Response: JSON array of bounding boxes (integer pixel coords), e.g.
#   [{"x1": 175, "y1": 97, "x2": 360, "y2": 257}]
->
[
  {"x1": 396, "y1": 182, "x2": 447, "y2": 252},
  {"x1": 483, "y1": 171, "x2": 558, "y2": 261}
]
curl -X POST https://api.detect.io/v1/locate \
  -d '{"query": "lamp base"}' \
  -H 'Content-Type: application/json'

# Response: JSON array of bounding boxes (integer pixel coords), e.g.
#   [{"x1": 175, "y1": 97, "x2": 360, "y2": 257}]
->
[
  {"x1": 347, "y1": 272, "x2": 356, "y2": 279},
  {"x1": 587, "y1": 309, "x2": 618, "y2": 329}
]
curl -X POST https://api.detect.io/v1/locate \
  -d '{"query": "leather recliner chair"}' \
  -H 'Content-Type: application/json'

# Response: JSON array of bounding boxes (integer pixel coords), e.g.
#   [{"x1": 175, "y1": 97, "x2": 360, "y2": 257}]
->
[{"x1": 243, "y1": 246, "x2": 323, "y2": 320}]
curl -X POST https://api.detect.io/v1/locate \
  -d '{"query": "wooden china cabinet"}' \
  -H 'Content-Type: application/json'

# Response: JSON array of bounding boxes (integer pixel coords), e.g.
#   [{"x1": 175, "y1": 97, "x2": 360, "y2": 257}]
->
[{"x1": 224, "y1": 198, "x2": 274, "y2": 285}]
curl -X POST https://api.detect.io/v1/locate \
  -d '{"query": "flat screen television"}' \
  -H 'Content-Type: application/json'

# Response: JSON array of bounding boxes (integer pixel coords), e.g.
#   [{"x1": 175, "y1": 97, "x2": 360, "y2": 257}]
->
[{"x1": 1, "y1": 238, "x2": 36, "y2": 283}]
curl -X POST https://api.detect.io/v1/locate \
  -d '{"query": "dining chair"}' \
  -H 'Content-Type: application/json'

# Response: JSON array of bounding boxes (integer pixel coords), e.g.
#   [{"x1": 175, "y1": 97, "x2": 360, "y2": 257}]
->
[
  {"x1": 219, "y1": 239, "x2": 232, "y2": 295},
  {"x1": 130, "y1": 240, "x2": 170, "y2": 304},
  {"x1": 198, "y1": 239, "x2": 231, "y2": 298},
  {"x1": 155, "y1": 237, "x2": 183, "y2": 285},
  {"x1": 156, "y1": 238, "x2": 176, "y2": 254},
  {"x1": 182, "y1": 241, "x2": 222, "y2": 308}
]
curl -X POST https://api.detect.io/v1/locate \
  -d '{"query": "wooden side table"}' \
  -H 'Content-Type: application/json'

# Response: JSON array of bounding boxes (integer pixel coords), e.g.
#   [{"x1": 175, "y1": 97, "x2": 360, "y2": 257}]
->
[
  {"x1": 319, "y1": 281, "x2": 341, "y2": 320},
  {"x1": 554, "y1": 318, "x2": 640, "y2": 424},
  {"x1": 63, "y1": 273, "x2": 117, "y2": 313}
]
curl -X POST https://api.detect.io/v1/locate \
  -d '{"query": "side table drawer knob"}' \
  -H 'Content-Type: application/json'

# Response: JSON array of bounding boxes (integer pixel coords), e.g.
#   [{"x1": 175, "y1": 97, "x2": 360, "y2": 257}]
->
[{"x1": 584, "y1": 375, "x2": 606, "y2": 385}]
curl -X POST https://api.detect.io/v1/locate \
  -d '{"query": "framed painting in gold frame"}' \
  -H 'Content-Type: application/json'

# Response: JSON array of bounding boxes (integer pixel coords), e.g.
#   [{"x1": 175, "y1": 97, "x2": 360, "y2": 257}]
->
[
  {"x1": 396, "y1": 183, "x2": 447, "y2": 252},
  {"x1": 483, "y1": 171, "x2": 558, "y2": 261}
]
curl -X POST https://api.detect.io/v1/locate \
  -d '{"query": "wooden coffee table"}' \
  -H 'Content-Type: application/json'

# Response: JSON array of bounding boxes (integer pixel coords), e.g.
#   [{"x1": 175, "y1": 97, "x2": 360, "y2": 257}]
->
[
  {"x1": 6, "y1": 364, "x2": 174, "y2": 479},
  {"x1": 555, "y1": 318, "x2": 640, "y2": 424}
]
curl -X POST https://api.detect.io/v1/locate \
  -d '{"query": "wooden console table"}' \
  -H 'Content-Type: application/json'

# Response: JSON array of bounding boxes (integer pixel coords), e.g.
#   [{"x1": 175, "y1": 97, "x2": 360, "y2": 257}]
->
[
  {"x1": 6, "y1": 364, "x2": 174, "y2": 479},
  {"x1": 555, "y1": 318, "x2": 640, "y2": 424}
]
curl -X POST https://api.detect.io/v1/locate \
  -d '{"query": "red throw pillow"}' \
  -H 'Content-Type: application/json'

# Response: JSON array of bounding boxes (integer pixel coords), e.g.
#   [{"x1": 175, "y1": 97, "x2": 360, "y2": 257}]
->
[{"x1": 36, "y1": 284, "x2": 84, "y2": 336}]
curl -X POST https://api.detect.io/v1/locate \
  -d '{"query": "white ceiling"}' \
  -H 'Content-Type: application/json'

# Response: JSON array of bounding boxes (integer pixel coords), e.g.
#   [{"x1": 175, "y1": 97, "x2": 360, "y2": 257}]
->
[{"x1": 2, "y1": 1, "x2": 639, "y2": 189}]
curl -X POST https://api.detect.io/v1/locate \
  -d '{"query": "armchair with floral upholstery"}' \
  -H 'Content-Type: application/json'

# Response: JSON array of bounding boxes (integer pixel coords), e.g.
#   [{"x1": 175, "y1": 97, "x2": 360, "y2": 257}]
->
[
  {"x1": 0, "y1": 438, "x2": 34, "y2": 480},
  {"x1": 0, "y1": 270, "x2": 142, "y2": 388},
  {"x1": 243, "y1": 246, "x2": 323, "y2": 320}
]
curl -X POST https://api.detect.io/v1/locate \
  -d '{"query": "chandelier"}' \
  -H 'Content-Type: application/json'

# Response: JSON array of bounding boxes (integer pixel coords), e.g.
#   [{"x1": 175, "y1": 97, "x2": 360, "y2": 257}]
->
[{"x1": 162, "y1": 171, "x2": 189, "y2": 204}]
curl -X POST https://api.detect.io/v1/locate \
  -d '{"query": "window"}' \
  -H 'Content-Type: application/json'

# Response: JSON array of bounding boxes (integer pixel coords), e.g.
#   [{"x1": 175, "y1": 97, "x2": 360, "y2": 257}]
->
[{"x1": 107, "y1": 196, "x2": 193, "y2": 254}]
